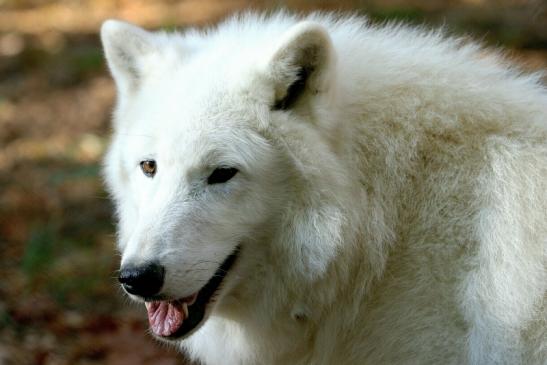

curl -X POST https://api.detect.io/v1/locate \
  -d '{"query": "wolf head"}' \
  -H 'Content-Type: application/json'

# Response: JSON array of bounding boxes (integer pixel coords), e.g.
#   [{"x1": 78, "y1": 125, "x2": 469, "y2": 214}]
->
[{"x1": 101, "y1": 16, "x2": 343, "y2": 341}]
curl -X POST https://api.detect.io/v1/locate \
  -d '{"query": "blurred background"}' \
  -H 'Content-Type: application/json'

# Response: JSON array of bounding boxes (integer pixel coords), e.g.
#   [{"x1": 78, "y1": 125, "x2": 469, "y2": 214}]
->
[{"x1": 0, "y1": 0, "x2": 545, "y2": 364}]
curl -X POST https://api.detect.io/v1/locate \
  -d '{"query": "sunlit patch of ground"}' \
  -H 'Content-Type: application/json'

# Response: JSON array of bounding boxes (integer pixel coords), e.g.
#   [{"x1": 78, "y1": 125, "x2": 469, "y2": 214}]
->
[{"x1": 0, "y1": 0, "x2": 545, "y2": 364}]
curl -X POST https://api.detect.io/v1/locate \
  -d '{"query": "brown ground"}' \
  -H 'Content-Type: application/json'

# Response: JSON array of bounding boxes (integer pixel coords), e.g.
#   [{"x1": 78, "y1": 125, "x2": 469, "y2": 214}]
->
[{"x1": 0, "y1": 1, "x2": 545, "y2": 364}]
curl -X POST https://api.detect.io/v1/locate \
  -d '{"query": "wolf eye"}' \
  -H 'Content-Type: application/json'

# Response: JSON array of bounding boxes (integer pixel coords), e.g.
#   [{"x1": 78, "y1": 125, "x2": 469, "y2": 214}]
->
[
  {"x1": 207, "y1": 167, "x2": 238, "y2": 184},
  {"x1": 140, "y1": 160, "x2": 157, "y2": 177}
]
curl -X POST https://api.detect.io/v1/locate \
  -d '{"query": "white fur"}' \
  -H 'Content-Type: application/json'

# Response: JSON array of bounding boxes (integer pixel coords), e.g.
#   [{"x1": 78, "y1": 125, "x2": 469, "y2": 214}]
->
[{"x1": 101, "y1": 12, "x2": 547, "y2": 365}]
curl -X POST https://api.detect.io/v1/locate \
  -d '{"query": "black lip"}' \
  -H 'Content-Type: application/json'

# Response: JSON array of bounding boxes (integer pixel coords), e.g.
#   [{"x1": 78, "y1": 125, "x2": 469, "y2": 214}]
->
[{"x1": 162, "y1": 245, "x2": 240, "y2": 340}]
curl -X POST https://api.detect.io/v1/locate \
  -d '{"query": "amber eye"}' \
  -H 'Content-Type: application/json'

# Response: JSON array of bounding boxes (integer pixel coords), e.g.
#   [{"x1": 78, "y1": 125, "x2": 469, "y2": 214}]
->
[{"x1": 140, "y1": 160, "x2": 157, "y2": 177}]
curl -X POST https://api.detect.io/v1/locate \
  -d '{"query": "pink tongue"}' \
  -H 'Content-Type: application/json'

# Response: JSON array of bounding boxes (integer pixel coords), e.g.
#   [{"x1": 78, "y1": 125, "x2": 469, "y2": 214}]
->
[{"x1": 146, "y1": 301, "x2": 184, "y2": 337}]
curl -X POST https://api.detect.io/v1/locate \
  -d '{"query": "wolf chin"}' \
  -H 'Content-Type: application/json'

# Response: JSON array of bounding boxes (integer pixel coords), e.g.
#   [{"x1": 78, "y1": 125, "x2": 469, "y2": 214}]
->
[{"x1": 100, "y1": 12, "x2": 546, "y2": 365}]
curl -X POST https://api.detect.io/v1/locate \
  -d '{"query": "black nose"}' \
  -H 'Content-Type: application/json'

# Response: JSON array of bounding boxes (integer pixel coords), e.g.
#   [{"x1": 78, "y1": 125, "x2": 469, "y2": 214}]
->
[{"x1": 118, "y1": 262, "x2": 165, "y2": 297}]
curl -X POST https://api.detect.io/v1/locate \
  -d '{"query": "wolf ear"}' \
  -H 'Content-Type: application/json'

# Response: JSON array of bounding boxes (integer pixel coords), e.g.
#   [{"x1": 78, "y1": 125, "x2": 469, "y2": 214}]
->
[
  {"x1": 264, "y1": 21, "x2": 334, "y2": 110},
  {"x1": 100, "y1": 19, "x2": 156, "y2": 94}
]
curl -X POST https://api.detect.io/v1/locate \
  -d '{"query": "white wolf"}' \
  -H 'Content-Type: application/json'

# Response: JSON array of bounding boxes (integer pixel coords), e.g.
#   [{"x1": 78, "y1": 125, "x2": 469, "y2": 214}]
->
[{"x1": 100, "y1": 12, "x2": 546, "y2": 365}]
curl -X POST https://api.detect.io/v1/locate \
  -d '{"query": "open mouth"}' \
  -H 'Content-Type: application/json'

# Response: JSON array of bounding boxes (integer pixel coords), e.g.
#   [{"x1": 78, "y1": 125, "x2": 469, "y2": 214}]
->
[{"x1": 144, "y1": 247, "x2": 240, "y2": 339}]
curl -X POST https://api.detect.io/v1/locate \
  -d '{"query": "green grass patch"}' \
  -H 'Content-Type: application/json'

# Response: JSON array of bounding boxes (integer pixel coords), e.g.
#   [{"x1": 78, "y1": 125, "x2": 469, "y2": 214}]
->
[
  {"x1": 48, "y1": 163, "x2": 101, "y2": 185},
  {"x1": 21, "y1": 223, "x2": 57, "y2": 277},
  {"x1": 0, "y1": 305, "x2": 15, "y2": 329},
  {"x1": 69, "y1": 47, "x2": 105, "y2": 73}
]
